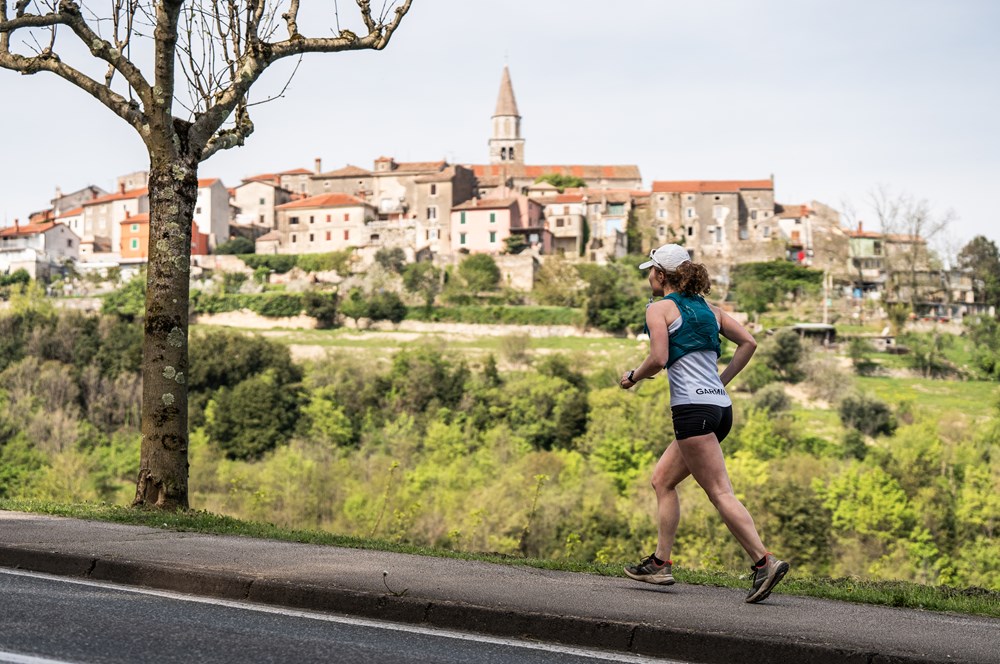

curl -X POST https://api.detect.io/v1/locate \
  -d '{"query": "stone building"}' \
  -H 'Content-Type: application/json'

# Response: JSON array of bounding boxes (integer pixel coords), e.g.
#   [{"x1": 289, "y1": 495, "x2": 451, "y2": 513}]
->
[
  {"x1": 649, "y1": 179, "x2": 783, "y2": 276},
  {"x1": 262, "y1": 193, "x2": 378, "y2": 255},
  {"x1": 775, "y1": 201, "x2": 850, "y2": 276}
]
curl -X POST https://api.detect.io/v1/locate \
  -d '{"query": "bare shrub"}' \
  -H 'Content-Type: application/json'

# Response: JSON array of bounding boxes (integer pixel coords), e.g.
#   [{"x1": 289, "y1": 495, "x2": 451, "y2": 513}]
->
[{"x1": 801, "y1": 352, "x2": 852, "y2": 403}]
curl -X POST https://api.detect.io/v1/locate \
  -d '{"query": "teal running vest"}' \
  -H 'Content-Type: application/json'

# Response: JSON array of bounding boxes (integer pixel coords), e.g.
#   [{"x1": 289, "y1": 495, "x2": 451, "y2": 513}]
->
[{"x1": 661, "y1": 293, "x2": 721, "y2": 368}]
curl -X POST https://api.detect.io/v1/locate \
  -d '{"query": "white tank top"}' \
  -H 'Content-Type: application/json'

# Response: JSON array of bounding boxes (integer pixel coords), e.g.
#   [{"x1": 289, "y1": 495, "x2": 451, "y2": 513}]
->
[{"x1": 666, "y1": 316, "x2": 732, "y2": 408}]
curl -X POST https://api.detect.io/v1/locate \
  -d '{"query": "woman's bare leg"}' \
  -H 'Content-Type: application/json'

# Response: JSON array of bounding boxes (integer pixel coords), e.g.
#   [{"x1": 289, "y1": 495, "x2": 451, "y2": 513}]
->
[
  {"x1": 675, "y1": 433, "x2": 767, "y2": 561},
  {"x1": 650, "y1": 441, "x2": 690, "y2": 562}
]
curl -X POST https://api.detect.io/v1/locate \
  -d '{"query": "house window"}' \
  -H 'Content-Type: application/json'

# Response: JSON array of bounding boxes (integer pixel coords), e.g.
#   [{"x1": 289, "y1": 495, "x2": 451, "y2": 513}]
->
[
  {"x1": 259, "y1": 214, "x2": 265, "y2": 224},
  {"x1": 430, "y1": 229, "x2": 438, "y2": 240},
  {"x1": 259, "y1": 198, "x2": 265, "y2": 205},
  {"x1": 344, "y1": 230, "x2": 349, "y2": 240},
  {"x1": 763, "y1": 226, "x2": 771, "y2": 238},
  {"x1": 658, "y1": 226, "x2": 666, "y2": 238},
  {"x1": 687, "y1": 226, "x2": 694, "y2": 236},
  {"x1": 657, "y1": 209, "x2": 666, "y2": 219},
  {"x1": 371, "y1": 234, "x2": 380, "y2": 242},
  {"x1": 460, "y1": 212, "x2": 466, "y2": 224},
  {"x1": 490, "y1": 231, "x2": 497, "y2": 243},
  {"x1": 309, "y1": 233, "x2": 314, "y2": 242},
  {"x1": 426, "y1": 230, "x2": 430, "y2": 240},
  {"x1": 686, "y1": 195, "x2": 694, "y2": 202},
  {"x1": 131, "y1": 223, "x2": 139, "y2": 232},
  {"x1": 490, "y1": 212, "x2": 496, "y2": 223},
  {"x1": 309, "y1": 215, "x2": 314, "y2": 224},
  {"x1": 427, "y1": 206, "x2": 438, "y2": 220},
  {"x1": 344, "y1": 213, "x2": 349, "y2": 222},
  {"x1": 67, "y1": 239, "x2": 73, "y2": 248},
  {"x1": 196, "y1": 207, "x2": 202, "y2": 214},
  {"x1": 324, "y1": 181, "x2": 330, "y2": 189},
  {"x1": 290, "y1": 216, "x2": 299, "y2": 225},
  {"x1": 292, "y1": 234, "x2": 297, "y2": 243},
  {"x1": 563, "y1": 206, "x2": 569, "y2": 215},
  {"x1": 130, "y1": 239, "x2": 139, "y2": 250},
  {"x1": 430, "y1": 184, "x2": 437, "y2": 196},
  {"x1": 326, "y1": 231, "x2": 331, "y2": 241},
  {"x1": 460, "y1": 233, "x2": 467, "y2": 245},
  {"x1": 713, "y1": 205, "x2": 726, "y2": 221},
  {"x1": 326, "y1": 214, "x2": 331, "y2": 222},
  {"x1": 686, "y1": 208, "x2": 694, "y2": 219},
  {"x1": 658, "y1": 195, "x2": 665, "y2": 203},
  {"x1": 751, "y1": 210, "x2": 758, "y2": 220},
  {"x1": 556, "y1": 218, "x2": 564, "y2": 228}
]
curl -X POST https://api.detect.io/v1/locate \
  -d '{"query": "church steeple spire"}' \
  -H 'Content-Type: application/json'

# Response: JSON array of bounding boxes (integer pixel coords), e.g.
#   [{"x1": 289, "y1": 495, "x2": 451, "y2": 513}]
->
[
  {"x1": 494, "y1": 66, "x2": 520, "y2": 117},
  {"x1": 489, "y1": 66, "x2": 525, "y2": 166}
]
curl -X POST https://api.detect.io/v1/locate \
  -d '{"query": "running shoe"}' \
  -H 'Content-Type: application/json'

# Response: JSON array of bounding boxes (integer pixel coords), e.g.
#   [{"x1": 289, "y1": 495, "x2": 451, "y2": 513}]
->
[
  {"x1": 624, "y1": 553, "x2": 675, "y2": 585},
  {"x1": 745, "y1": 553, "x2": 789, "y2": 603}
]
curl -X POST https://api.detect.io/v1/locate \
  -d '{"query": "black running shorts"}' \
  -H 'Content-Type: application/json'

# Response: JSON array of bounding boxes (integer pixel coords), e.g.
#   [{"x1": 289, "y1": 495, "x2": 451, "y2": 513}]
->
[{"x1": 671, "y1": 404, "x2": 733, "y2": 442}]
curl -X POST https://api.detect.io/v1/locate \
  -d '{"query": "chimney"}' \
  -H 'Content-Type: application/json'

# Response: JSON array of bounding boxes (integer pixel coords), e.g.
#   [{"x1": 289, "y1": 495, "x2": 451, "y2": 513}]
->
[
  {"x1": 119, "y1": 182, "x2": 126, "y2": 194},
  {"x1": 14, "y1": 218, "x2": 19, "y2": 231},
  {"x1": 858, "y1": 221, "x2": 863, "y2": 233},
  {"x1": 125, "y1": 210, "x2": 131, "y2": 220},
  {"x1": 314, "y1": 158, "x2": 322, "y2": 174}
]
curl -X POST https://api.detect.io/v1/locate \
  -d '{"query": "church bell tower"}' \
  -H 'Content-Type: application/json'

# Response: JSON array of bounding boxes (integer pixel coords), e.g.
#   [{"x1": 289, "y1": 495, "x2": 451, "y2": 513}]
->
[{"x1": 489, "y1": 66, "x2": 525, "y2": 166}]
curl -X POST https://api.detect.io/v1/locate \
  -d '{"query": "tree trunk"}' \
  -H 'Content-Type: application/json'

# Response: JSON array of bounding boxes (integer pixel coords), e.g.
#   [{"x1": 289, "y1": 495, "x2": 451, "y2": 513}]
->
[{"x1": 133, "y1": 154, "x2": 199, "y2": 509}]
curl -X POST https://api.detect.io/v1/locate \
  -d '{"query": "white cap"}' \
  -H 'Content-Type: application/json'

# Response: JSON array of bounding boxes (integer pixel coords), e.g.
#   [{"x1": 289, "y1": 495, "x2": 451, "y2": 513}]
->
[{"x1": 639, "y1": 244, "x2": 691, "y2": 272}]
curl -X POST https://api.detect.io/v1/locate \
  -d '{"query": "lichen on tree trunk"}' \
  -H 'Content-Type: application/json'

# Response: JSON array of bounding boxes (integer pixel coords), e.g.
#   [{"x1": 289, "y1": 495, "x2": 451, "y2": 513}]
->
[{"x1": 133, "y1": 156, "x2": 198, "y2": 510}]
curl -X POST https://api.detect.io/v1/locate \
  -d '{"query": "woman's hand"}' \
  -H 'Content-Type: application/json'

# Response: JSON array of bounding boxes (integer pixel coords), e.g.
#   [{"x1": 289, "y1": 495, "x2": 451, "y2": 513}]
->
[{"x1": 619, "y1": 370, "x2": 636, "y2": 390}]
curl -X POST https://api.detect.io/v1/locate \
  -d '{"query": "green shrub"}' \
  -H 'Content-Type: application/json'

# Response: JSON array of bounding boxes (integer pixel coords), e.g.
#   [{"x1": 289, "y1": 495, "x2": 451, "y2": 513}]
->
[
  {"x1": 240, "y1": 254, "x2": 297, "y2": 274},
  {"x1": 296, "y1": 250, "x2": 353, "y2": 274},
  {"x1": 102, "y1": 273, "x2": 146, "y2": 320},
  {"x1": 751, "y1": 383, "x2": 790, "y2": 414},
  {"x1": 205, "y1": 371, "x2": 302, "y2": 460},
  {"x1": 303, "y1": 291, "x2": 339, "y2": 329},
  {"x1": 459, "y1": 254, "x2": 501, "y2": 292},
  {"x1": 404, "y1": 305, "x2": 584, "y2": 327},
  {"x1": 214, "y1": 237, "x2": 255, "y2": 255},
  {"x1": 367, "y1": 291, "x2": 407, "y2": 324},
  {"x1": 839, "y1": 393, "x2": 897, "y2": 437},
  {"x1": 252, "y1": 293, "x2": 303, "y2": 318}
]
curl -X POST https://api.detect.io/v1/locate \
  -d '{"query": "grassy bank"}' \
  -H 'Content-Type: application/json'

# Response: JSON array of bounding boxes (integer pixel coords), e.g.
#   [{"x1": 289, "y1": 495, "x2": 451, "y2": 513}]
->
[{"x1": 3, "y1": 500, "x2": 997, "y2": 618}]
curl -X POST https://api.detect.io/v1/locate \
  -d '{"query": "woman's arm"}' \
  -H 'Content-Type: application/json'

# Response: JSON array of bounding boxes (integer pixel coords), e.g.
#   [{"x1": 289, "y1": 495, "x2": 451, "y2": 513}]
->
[
  {"x1": 620, "y1": 302, "x2": 672, "y2": 389},
  {"x1": 717, "y1": 309, "x2": 757, "y2": 387}
]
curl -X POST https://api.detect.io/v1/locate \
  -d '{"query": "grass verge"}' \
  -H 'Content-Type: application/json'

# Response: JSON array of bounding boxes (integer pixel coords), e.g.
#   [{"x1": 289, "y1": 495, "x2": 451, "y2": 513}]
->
[{"x1": 2, "y1": 499, "x2": 998, "y2": 618}]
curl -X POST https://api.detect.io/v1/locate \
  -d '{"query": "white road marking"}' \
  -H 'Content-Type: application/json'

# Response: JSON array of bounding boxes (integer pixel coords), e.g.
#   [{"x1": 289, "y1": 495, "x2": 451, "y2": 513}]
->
[
  {"x1": 0, "y1": 651, "x2": 78, "y2": 664},
  {"x1": 0, "y1": 568, "x2": 685, "y2": 663}
]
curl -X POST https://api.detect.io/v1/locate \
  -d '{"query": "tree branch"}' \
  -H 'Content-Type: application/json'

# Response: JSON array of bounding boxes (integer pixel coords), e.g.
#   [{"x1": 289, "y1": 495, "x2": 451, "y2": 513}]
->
[
  {"x1": 0, "y1": 48, "x2": 146, "y2": 135},
  {"x1": 190, "y1": 0, "x2": 412, "y2": 161}
]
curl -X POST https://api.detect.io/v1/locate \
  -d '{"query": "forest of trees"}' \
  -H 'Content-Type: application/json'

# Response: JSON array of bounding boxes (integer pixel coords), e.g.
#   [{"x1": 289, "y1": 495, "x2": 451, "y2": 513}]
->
[{"x1": 1, "y1": 285, "x2": 997, "y2": 590}]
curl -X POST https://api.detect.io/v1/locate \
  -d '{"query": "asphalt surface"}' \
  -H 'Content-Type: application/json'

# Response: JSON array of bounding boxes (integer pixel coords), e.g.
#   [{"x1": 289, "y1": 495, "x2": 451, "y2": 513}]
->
[
  {"x1": 1, "y1": 510, "x2": 997, "y2": 663},
  {"x1": 1, "y1": 570, "x2": 682, "y2": 664}
]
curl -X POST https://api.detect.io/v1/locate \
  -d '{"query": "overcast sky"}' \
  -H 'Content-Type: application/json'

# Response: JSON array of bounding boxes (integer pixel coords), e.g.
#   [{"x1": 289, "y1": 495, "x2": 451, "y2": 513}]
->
[{"x1": 1, "y1": 0, "x2": 997, "y2": 249}]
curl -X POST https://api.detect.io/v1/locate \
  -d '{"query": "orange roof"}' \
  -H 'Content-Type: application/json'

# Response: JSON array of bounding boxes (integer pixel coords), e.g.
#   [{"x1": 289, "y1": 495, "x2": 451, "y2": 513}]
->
[
  {"x1": 280, "y1": 168, "x2": 313, "y2": 176},
  {"x1": 392, "y1": 160, "x2": 447, "y2": 173},
  {"x1": 275, "y1": 193, "x2": 371, "y2": 210},
  {"x1": 56, "y1": 206, "x2": 84, "y2": 219},
  {"x1": 0, "y1": 221, "x2": 57, "y2": 237},
  {"x1": 652, "y1": 179, "x2": 772, "y2": 193},
  {"x1": 198, "y1": 178, "x2": 220, "y2": 188},
  {"x1": 84, "y1": 187, "x2": 148, "y2": 206},
  {"x1": 119, "y1": 213, "x2": 150, "y2": 224},
  {"x1": 543, "y1": 194, "x2": 586, "y2": 204}
]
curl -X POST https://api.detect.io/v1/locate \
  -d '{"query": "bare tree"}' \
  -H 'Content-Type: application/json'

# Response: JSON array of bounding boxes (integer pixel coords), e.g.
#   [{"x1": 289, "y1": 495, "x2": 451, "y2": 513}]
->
[
  {"x1": 1, "y1": 0, "x2": 413, "y2": 509},
  {"x1": 868, "y1": 185, "x2": 954, "y2": 310}
]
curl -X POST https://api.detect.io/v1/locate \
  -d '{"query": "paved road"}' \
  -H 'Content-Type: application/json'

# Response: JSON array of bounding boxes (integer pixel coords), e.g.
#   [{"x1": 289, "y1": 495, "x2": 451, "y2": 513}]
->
[
  {"x1": 2, "y1": 511, "x2": 998, "y2": 663},
  {"x1": 0, "y1": 569, "x2": 683, "y2": 664}
]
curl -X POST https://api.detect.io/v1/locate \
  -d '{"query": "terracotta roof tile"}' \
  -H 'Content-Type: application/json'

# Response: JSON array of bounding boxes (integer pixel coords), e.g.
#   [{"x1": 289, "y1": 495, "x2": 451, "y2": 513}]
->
[
  {"x1": 470, "y1": 164, "x2": 642, "y2": 180},
  {"x1": 56, "y1": 206, "x2": 84, "y2": 219},
  {"x1": 275, "y1": 192, "x2": 372, "y2": 210},
  {"x1": 84, "y1": 187, "x2": 149, "y2": 206},
  {"x1": 119, "y1": 214, "x2": 150, "y2": 224},
  {"x1": 652, "y1": 179, "x2": 773, "y2": 193},
  {"x1": 0, "y1": 221, "x2": 57, "y2": 237},
  {"x1": 317, "y1": 164, "x2": 373, "y2": 178}
]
